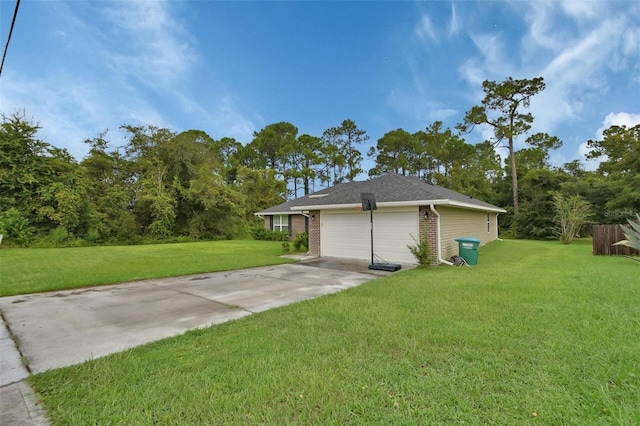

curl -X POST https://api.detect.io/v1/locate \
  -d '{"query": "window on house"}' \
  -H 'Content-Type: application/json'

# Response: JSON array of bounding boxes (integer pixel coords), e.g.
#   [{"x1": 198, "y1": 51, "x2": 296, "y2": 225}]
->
[
  {"x1": 487, "y1": 213, "x2": 491, "y2": 233},
  {"x1": 273, "y1": 215, "x2": 289, "y2": 232}
]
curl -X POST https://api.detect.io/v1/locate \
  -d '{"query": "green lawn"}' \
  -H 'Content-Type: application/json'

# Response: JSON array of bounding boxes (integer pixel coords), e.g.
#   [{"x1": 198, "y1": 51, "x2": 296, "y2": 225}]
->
[
  {"x1": 0, "y1": 240, "x2": 293, "y2": 296},
  {"x1": 28, "y1": 240, "x2": 640, "y2": 424}
]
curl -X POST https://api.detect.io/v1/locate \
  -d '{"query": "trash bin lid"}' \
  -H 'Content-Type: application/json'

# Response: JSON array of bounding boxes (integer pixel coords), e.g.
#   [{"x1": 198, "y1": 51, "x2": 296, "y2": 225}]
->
[{"x1": 455, "y1": 237, "x2": 481, "y2": 243}]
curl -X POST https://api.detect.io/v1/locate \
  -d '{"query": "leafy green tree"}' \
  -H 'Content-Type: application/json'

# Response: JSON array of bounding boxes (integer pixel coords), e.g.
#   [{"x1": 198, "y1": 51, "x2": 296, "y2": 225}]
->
[
  {"x1": 139, "y1": 169, "x2": 177, "y2": 237},
  {"x1": 561, "y1": 160, "x2": 588, "y2": 179},
  {"x1": 586, "y1": 124, "x2": 640, "y2": 216},
  {"x1": 209, "y1": 136, "x2": 243, "y2": 184},
  {"x1": 367, "y1": 129, "x2": 417, "y2": 176},
  {"x1": 510, "y1": 168, "x2": 566, "y2": 239},
  {"x1": 413, "y1": 122, "x2": 447, "y2": 179},
  {"x1": 290, "y1": 134, "x2": 323, "y2": 197},
  {"x1": 413, "y1": 121, "x2": 470, "y2": 183},
  {"x1": 363, "y1": 122, "x2": 500, "y2": 202},
  {"x1": 430, "y1": 133, "x2": 475, "y2": 190},
  {"x1": 1, "y1": 112, "x2": 90, "y2": 240},
  {"x1": 236, "y1": 168, "x2": 286, "y2": 222},
  {"x1": 0, "y1": 112, "x2": 48, "y2": 216},
  {"x1": 185, "y1": 163, "x2": 244, "y2": 238},
  {"x1": 459, "y1": 77, "x2": 547, "y2": 213},
  {"x1": 81, "y1": 131, "x2": 137, "y2": 242},
  {"x1": 411, "y1": 122, "x2": 495, "y2": 198},
  {"x1": 0, "y1": 207, "x2": 34, "y2": 245},
  {"x1": 120, "y1": 125, "x2": 247, "y2": 239},
  {"x1": 453, "y1": 141, "x2": 502, "y2": 201},
  {"x1": 321, "y1": 119, "x2": 368, "y2": 184},
  {"x1": 246, "y1": 122, "x2": 298, "y2": 185},
  {"x1": 120, "y1": 125, "x2": 177, "y2": 237},
  {"x1": 35, "y1": 148, "x2": 87, "y2": 233}
]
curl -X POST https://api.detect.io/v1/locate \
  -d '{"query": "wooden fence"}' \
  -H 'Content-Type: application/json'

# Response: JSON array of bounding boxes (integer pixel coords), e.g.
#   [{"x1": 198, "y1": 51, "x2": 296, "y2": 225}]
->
[{"x1": 592, "y1": 224, "x2": 639, "y2": 256}]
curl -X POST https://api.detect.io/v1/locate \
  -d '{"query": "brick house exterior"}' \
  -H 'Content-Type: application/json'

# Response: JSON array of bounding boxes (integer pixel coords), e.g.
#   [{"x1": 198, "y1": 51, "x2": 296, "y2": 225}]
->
[
  {"x1": 419, "y1": 205, "x2": 440, "y2": 266},
  {"x1": 255, "y1": 174, "x2": 505, "y2": 265},
  {"x1": 262, "y1": 212, "x2": 308, "y2": 241},
  {"x1": 307, "y1": 210, "x2": 321, "y2": 257}
]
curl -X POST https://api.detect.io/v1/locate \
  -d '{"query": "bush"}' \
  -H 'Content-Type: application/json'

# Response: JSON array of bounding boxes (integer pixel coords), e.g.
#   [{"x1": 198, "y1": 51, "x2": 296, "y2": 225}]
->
[
  {"x1": 250, "y1": 227, "x2": 267, "y2": 240},
  {"x1": 85, "y1": 228, "x2": 102, "y2": 244},
  {"x1": 407, "y1": 233, "x2": 432, "y2": 268},
  {"x1": 293, "y1": 232, "x2": 308, "y2": 251},
  {"x1": 0, "y1": 208, "x2": 34, "y2": 246},
  {"x1": 50, "y1": 227, "x2": 71, "y2": 246},
  {"x1": 251, "y1": 226, "x2": 289, "y2": 242},
  {"x1": 271, "y1": 231, "x2": 290, "y2": 241},
  {"x1": 553, "y1": 193, "x2": 592, "y2": 244},
  {"x1": 281, "y1": 242, "x2": 290, "y2": 253}
]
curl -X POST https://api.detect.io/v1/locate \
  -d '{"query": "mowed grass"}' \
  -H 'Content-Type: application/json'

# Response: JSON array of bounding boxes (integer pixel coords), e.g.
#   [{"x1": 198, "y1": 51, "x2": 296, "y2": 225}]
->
[
  {"x1": 30, "y1": 239, "x2": 640, "y2": 424},
  {"x1": 0, "y1": 240, "x2": 292, "y2": 296}
]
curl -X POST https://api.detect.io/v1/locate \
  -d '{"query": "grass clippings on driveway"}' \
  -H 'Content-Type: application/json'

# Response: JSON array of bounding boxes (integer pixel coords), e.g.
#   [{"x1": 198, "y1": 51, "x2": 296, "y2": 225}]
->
[
  {"x1": 0, "y1": 240, "x2": 292, "y2": 296},
  {"x1": 30, "y1": 239, "x2": 640, "y2": 424}
]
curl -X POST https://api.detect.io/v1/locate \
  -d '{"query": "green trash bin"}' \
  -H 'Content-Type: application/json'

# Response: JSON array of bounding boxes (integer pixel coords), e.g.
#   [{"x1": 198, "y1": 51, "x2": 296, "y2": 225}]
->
[{"x1": 455, "y1": 237, "x2": 481, "y2": 265}]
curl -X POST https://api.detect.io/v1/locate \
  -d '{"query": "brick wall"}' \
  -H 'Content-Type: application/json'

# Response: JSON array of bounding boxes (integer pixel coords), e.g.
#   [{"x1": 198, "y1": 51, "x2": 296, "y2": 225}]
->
[
  {"x1": 308, "y1": 210, "x2": 321, "y2": 257},
  {"x1": 263, "y1": 214, "x2": 308, "y2": 241},
  {"x1": 291, "y1": 215, "x2": 307, "y2": 239},
  {"x1": 419, "y1": 206, "x2": 440, "y2": 265}
]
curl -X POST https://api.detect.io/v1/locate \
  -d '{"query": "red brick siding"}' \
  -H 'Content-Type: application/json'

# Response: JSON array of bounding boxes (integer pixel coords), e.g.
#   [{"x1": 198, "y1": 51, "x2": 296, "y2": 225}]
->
[
  {"x1": 308, "y1": 210, "x2": 321, "y2": 256},
  {"x1": 263, "y1": 214, "x2": 307, "y2": 241},
  {"x1": 419, "y1": 205, "x2": 440, "y2": 266},
  {"x1": 291, "y1": 215, "x2": 307, "y2": 239}
]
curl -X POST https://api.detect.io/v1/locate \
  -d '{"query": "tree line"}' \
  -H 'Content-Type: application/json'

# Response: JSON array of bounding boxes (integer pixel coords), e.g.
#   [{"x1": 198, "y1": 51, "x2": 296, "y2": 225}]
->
[{"x1": 1, "y1": 76, "x2": 638, "y2": 247}]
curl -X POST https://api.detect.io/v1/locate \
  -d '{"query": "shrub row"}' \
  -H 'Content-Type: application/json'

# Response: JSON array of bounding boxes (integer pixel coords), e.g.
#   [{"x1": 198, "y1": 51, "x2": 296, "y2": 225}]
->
[{"x1": 250, "y1": 227, "x2": 290, "y2": 242}]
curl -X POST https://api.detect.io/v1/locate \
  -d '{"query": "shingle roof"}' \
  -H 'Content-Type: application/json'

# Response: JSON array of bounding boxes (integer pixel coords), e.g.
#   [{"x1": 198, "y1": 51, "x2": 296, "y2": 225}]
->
[{"x1": 255, "y1": 173, "x2": 505, "y2": 214}]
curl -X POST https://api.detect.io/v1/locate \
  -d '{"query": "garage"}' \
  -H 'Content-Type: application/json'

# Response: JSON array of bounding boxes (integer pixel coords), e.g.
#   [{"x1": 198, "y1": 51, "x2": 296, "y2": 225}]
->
[
  {"x1": 320, "y1": 207, "x2": 419, "y2": 264},
  {"x1": 256, "y1": 173, "x2": 506, "y2": 266}
]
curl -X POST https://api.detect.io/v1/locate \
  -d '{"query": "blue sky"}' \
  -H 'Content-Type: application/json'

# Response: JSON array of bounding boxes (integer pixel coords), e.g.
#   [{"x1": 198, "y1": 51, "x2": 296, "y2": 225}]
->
[{"x1": 1, "y1": 0, "x2": 638, "y2": 172}]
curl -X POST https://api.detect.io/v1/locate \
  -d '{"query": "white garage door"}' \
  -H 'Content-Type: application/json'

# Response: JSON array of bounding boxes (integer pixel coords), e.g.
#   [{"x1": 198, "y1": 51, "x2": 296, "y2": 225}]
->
[{"x1": 320, "y1": 208, "x2": 419, "y2": 264}]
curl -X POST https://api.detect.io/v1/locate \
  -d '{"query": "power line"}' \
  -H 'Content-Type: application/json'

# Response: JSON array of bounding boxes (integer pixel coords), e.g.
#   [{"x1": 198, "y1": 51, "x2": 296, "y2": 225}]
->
[{"x1": 0, "y1": 0, "x2": 21, "y2": 77}]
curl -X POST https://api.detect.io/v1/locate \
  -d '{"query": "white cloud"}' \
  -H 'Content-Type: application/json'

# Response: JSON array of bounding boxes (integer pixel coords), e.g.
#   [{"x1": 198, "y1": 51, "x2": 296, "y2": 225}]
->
[
  {"x1": 0, "y1": 0, "x2": 263, "y2": 159},
  {"x1": 456, "y1": 1, "x2": 637, "y2": 141},
  {"x1": 623, "y1": 25, "x2": 640, "y2": 58},
  {"x1": 414, "y1": 14, "x2": 438, "y2": 43},
  {"x1": 216, "y1": 96, "x2": 258, "y2": 142},
  {"x1": 542, "y1": 17, "x2": 625, "y2": 79},
  {"x1": 511, "y1": 1, "x2": 640, "y2": 146},
  {"x1": 471, "y1": 33, "x2": 513, "y2": 76},
  {"x1": 101, "y1": 1, "x2": 197, "y2": 88},
  {"x1": 458, "y1": 33, "x2": 515, "y2": 99},
  {"x1": 596, "y1": 112, "x2": 640, "y2": 138},
  {"x1": 448, "y1": 3, "x2": 460, "y2": 37},
  {"x1": 426, "y1": 106, "x2": 458, "y2": 122},
  {"x1": 522, "y1": 1, "x2": 568, "y2": 51},
  {"x1": 559, "y1": 0, "x2": 603, "y2": 21}
]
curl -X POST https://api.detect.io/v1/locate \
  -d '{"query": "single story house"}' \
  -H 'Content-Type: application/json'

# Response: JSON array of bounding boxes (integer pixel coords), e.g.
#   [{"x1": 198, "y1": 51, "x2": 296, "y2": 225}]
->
[{"x1": 255, "y1": 173, "x2": 506, "y2": 265}]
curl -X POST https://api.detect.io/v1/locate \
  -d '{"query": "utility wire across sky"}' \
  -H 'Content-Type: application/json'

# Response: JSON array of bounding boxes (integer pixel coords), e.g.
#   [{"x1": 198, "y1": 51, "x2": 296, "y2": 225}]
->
[{"x1": 0, "y1": 0, "x2": 21, "y2": 77}]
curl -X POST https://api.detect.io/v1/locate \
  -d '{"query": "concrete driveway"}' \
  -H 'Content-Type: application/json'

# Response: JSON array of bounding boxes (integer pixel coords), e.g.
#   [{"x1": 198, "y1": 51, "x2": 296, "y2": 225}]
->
[{"x1": 0, "y1": 262, "x2": 382, "y2": 375}]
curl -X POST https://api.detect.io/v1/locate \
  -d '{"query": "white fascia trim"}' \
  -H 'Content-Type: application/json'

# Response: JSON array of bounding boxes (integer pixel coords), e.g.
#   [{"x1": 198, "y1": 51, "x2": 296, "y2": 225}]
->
[
  {"x1": 438, "y1": 200, "x2": 506, "y2": 213},
  {"x1": 291, "y1": 203, "x2": 361, "y2": 211},
  {"x1": 253, "y1": 211, "x2": 303, "y2": 216},
  {"x1": 291, "y1": 199, "x2": 506, "y2": 213}
]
